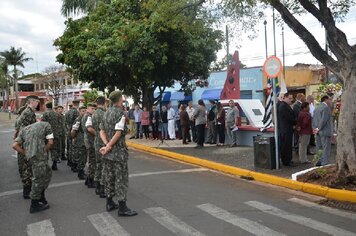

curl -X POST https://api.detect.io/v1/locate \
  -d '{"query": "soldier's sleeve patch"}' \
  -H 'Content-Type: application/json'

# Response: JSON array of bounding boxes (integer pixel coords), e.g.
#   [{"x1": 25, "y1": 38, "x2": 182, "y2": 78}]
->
[
  {"x1": 46, "y1": 133, "x2": 54, "y2": 139},
  {"x1": 114, "y1": 116, "x2": 126, "y2": 131},
  {"x1": 85, "y1": 116, "x2": 93, "y2": 127}
]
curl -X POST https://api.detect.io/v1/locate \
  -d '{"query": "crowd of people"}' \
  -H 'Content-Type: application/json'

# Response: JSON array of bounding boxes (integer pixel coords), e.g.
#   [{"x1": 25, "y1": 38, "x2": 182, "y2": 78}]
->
[
  {"x1": 277, "y1": 93, "x2": 334, "y2": 167},
  {"x1": 126, "y1": 99, "x2": 240, "y2": 148},
  {"x1": 12, "y1": 92, "x2": 137, "y2": 216}
]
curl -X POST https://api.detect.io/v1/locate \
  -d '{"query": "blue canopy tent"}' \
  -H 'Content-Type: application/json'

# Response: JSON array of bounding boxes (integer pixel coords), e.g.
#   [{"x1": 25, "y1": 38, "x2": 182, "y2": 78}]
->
[
  {"x1": 201, "y1": 89, "x2": 222, "y2": 100},
  {"x1": 154, "y1": 92, "x2": 171, "y2": 102},
  {"x1": 170, "y1": 92, "x2": 192, "y2": 101}
]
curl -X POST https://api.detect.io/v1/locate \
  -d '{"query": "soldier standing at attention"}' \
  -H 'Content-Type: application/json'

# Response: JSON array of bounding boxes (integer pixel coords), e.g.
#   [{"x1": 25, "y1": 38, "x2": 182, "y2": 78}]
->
[
  {"x1": 55, "y1": 105, "x2": 67, "y2": 161},
  {"x1": 14, "y1": 95, "x2": 39, "y2": 199},
  {"x1": 42, "y1": 101, "x2": 60, "y2": 171},
  {"x1": 100, "y1": 91, "x2": 137, "y2": 216},
  {"x1": 83, "y1": 103, "x2": 97, "y2": 188},
  {"x1": 65, "y1": 100, "x2": 80, "y2": 169},
  {"x1": 71, "y1": 106, "x2": 87, "y2": 180},
  {"x1": 91, "y1": 97, "x2": 107, "y2": 197},
  {"x1": 12, "y1": 121, "x2": 54, "y2": 213}
]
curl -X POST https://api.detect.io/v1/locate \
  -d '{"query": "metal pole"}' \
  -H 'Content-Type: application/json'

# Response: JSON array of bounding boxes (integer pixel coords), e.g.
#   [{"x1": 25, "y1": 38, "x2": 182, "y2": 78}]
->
[
  {"x1": 226, "y1": 25, "x2": 230, "y2": 67},
  {"x1": 272, "y1": 78, "x2": 279, "y2": 169},
  {"x1": 264, "y1": 20, "x2": 268, "y2": 59},
  {"x1": 325, "y1": 29, "x2": 329, "y2": 83},
  {"x1": 282, "y1": 26, "x2": 286, "y2": 80},
  {"x1": 273, "y1": 8, "x2": 276, "y2": 56}
]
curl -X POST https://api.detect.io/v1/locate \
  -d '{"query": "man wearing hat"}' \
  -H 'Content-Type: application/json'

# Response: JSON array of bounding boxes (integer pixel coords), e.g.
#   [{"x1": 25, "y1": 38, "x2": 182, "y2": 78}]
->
[
  {"x1": 42, "y1": 101, "x2": 61, "y2": 170},
  {"x1": 14, "y1": 95, "x2": 39, "y2": 199},
  {"x1": 100, "y1": 91, "x2": 137, "y2": 217},
  {"x1": 65, "y1": 100, "x2": 80, "y2": 169}
]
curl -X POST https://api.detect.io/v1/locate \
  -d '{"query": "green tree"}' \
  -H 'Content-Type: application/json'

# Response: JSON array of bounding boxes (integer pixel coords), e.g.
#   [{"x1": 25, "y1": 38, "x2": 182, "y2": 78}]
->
[
  {"x1": 55, "y1": 0, "x2": 223, "y2": 108},
  {"x1": 0, "y1": 47, "x2": 32, "y2": 112},
  {"x1": 83, "y1": 89, "x2": 99, "y2": 106},
  {"x1": 213, "y1": 0, "x2": 356, "y2": 177},
  {"x1": 61, "y1": 0, "x2": 112, "y2": 17}
]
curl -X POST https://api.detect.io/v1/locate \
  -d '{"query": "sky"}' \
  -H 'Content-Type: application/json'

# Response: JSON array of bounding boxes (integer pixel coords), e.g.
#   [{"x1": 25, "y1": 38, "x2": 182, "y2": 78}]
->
[{"x1": 0, "y1": 1, "x2": 355, "y2": 75}]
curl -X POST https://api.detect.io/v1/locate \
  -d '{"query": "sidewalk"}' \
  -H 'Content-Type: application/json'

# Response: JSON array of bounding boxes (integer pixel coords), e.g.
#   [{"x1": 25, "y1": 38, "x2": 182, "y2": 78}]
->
[{"x1": 128, "y1": 137, "x2": 336, "y2": 179}]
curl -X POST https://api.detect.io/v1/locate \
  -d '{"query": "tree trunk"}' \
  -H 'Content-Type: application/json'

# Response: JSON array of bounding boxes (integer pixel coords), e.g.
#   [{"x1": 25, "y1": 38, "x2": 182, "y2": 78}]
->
[
  {"x1": 336, "y1": 66, "x2": 356, "y2": 177},
  {"x1": 141, "y1": 85, "x2": 155, "y2": 110}
]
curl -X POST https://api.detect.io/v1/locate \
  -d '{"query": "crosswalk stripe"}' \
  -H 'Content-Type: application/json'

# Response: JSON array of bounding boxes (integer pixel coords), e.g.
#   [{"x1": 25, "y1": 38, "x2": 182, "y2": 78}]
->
[
  {"x1": 197, "y1": 203, "x2": 285, "y2": 236},
  {"x1": 245, "y1": 201, "x2": 356, "y2": 236},
  {"x1": 144, "y1": 207, "x2": 206, "y2": 236},
  {"x1": 27, "y1": 219, "x2": 55, "y2": 236},
  {"x1": 87, "y1": 212, "x2": 130, "y2": 236},
  {"x1": 288, "y1": 198, "x2": 356, "y2": 221}
]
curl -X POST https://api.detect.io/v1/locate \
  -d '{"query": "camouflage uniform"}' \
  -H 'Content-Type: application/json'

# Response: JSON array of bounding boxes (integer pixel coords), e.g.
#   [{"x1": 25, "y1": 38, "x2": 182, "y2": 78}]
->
[
  {"x1": 41, "y1": 108, "x2": 60, "y2": 162},
  {"x1": 57, "y1": 112, "x2": 66, "y2": 160},
  {"x1": 65, "y1": 107, "x2": 79, "y2": 164},
  {"x1": 92, "y1": 107, "x2": 106, "y2": 187},
  {"x1": 72, "y1": 116, "x2": 86, "y2": 171},
  {"x1": 16, "y1": 107, "x2": 36, "y2": 187},
  {"x1": 83, "y1": 113, "x2": 96, "y2": 180},
  {"x1": 15, "y1": 122, "x2": 53, "y2": 200},
  {"x1": 99, "y1": 106, "x2": 129, "y2": 201}
]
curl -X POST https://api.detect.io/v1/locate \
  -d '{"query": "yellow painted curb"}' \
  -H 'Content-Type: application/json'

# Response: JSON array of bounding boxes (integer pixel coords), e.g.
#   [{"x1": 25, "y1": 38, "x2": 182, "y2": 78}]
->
[{"x1": 127, "y1": 142, "x2": 356, "y2": 203}]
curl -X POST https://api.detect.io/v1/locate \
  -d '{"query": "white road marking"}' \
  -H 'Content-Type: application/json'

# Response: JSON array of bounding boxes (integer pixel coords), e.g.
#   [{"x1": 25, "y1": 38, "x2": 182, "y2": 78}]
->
[
  {"x1": 27, "y1": 219, "x2": 55, "y2": 236},
  {"x1": 245, "y1": 201, "x2": 356, "y2": 236},
  {"x1": 87, "y1": 212, "x2": 130, "y2": 236},
  {"x1": 144, "y1": 207, "x2": 206, "y2": 236},
  {"x1": 288, "y1": 198, "x2": 356, "y2": 221},
  {"x1": 0, "y1": 168, "x2": 207, "y2": 198},
  {"x1": 197, "y1": 203, "x2": 285, "y2": 236},
  {"x1": 0, "y1": 130, "x2": 14, "y2": 133}
]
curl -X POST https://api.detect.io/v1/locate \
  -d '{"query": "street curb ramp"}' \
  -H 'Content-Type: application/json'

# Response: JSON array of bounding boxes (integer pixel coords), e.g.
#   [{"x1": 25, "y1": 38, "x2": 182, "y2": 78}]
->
[{"x1": 127, "y1": 142, "x2": 356, "y2": 203}]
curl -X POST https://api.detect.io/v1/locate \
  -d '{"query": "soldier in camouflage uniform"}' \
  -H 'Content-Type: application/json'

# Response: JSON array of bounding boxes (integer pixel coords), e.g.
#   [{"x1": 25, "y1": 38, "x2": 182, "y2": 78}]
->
[
  {"x1": 99, "y1": 91, "x2": 137, "y2": 216},
  {"x1": 83, "y1": 103, "x2": 97, "y2": 187},
  {"x1": 41, "y1": 101, "x2": 60, "y2": 170},
  {"x1": 55, "y1": 105, "x2": 67, "y2": 161},
  {"x1": 14, "y1": 95, "x2": 39, "y2": 199},
  {"x1": 91, "y1": 96, "x2": 107, "y2": 197},
  {"x1": 65, "y1": 100, "x2": 80, "y2": 169},
  {"x1": 13, "y1": 121, "x2": 54, "y2": 213},
  {"x1": 71, "y1": 106, "x2": 87, "y2": 179}
]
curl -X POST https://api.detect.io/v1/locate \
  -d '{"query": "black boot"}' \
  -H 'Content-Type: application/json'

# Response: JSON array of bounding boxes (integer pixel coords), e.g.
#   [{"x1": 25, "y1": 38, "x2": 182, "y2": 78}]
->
[
  {"x1": 67, "y1": 159, "x2": 72, "y2": 167},
  {"x1": 84, "y1": 177, "x2": 89, "y2": 186},
  {"x1": 30, "y1": 199, "x2": 49, "y2": 214},
  {"x1": 71, "y1": 163, "x2": 78, "y2": 172},
  {"x1": 99, "y1": 185, "x2": 106, "y2": 198},
  {"x1": 23, "y1": 185, "x2": 31, "y2": 199},
  {"x1": 39, "y1": 190, "x2": 49, "y2": 206},
  {"x1": 95, "y1": 183, "x2": 101, "y2": 195},
  {"x1": 87, "y1": 178, "x2": 95, "y2": 188},
  {"x1": 118, "y1": 201, "x2": 138, "y2": 216},
  {"x1": 51, "y1": 161, "x2": 58, "y2": 171},
  {"x1": 61, "y1": 155, "x2": 67, "y2": 161},
  {"x1": 106, "y1": 197, "x2": 119, "y2": 212},
  {"x1": 78, "y1": 170, "x2": 86, "y2": 180}
]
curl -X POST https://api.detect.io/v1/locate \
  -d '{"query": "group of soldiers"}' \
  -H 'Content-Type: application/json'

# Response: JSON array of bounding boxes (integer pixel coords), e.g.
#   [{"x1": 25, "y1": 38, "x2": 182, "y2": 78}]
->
[{"x1": 12, "y1": 91, "x2": 137, "y2": 216}]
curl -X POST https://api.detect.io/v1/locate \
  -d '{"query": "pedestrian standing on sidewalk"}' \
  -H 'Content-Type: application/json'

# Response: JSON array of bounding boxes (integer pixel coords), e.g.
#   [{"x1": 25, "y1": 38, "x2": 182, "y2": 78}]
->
[
  {"x1": 180, "y1": 105, "x2": 190, "y2": 144},
  {"x1": 306, "y1": 95, "x2": 316, "y2": 152},
  {"x1": 193, "y1": 99, "x2": 207, "y2": 148},
  {"x1": 133, "y1": 105, "x2": 143, "y2": 139},
  {"x1": 128, "y1": 104, "x2": 136, "y2": 139},
  {"x1": 175, "y1": 104, "x2": 182, "y2": 140},
  {"x1": 141, "y1": 106, "x2": 150, "y2": 139},
  {"x1": 216, "y1": 102, "x2": 225, "y2": 146},
  {"x1": 13, "y1": 121, "x2": 54, "y2": 213},
  {"x1": 99, "y1": 90, "x2": 137, "y2": 216},
  {"x1": 167, "y1": 103, "x2": 176, "y2": 140},
  {"x1": 150, "y1": 106, "x2": 160, "y2": 140},
  {"x1": 226, "y1": 100, "x2": 239, "y2": 147},
  {"x1": 297, "y1": 102, "x2": 312, "y2": 164},
  {"x1": 160, "y1": 106, "x2": 168, "y2": 140},
  {"x1": 206, "y1": 100, "x2": 217, "y2": 144},
  {"x1": 186, "y1": 101, "x2": 195, "y2": 142}
]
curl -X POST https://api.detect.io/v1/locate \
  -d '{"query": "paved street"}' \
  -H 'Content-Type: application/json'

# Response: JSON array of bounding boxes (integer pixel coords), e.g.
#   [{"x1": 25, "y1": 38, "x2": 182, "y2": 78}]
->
[{"x1": 0, "y1": 115, "x2": 355, "y2": 236}]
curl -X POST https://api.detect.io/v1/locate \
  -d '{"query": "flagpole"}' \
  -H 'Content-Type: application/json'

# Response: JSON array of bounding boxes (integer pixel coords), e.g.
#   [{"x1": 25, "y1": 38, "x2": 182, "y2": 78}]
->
[{"x1": 273, "y1": 78, "x2": 279, "y2": 170}]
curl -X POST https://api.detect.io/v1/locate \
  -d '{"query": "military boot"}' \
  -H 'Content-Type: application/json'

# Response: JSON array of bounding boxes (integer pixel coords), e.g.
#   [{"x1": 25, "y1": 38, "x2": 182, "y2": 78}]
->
[
  {"x1": 106, "y1": 197, "x2": 119, "y2": 212},
  {"x1": 78, "y1": 170, "x2": 86, "y2": 180},
  {"x1": 51, "y1": 161, "x2": 58, "y2": 171},
  {"x1": 30, "y1": 199, "x2": 49, "y2": 214},
  {"x1": 67, "y1": 159, "x2": 72, "y2": 167},
  {"x1": 84, "y1": 177, "x2": 89, "y2": 186},
  {"x1": 99, "y1": 185, "x2": 106, "y2": 198},
  {"x1": 23, "y1": 185, "x2": 31, "y2": 199},
  {"x1": 71, "y1": 163, "x2": 78, "y2": 172},
  {"x1": 118, "y1": 201, "x2": 138, "y2": 217},
  {"x1": 39, "y1": 190, "x2": 49, "y2": 206},
  {"x1": 95, "y1": 183, "x2": 101, "y2": 195},
  {"x1": 87, "y1": 178, "x2": 95, "y2": 188}
]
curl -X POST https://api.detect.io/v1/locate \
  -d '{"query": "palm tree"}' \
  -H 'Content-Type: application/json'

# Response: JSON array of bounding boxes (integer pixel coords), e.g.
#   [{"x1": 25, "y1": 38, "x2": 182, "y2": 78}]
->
[
  {"x1": 0, "y1": 47, "x2": 32, "y2": 112},
  {"x1": 61, "y1": 0, "x2": 111, "y2": 17}
]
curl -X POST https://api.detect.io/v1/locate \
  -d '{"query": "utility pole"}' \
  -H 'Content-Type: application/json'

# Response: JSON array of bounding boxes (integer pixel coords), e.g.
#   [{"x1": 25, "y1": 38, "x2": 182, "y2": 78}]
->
[
  {"x1": 282, "y1": 26, "x2": 286, "y2": 80},
  {"x1": 325, "y1": 29, "x2": 329, "y2": 83},
  {"x1": 226, "y1": 25, "x2": 230, "y2": 67},
  {"x1": 264, "y1": 20, "x2": 268, "y2": 59},
  {"x1": 273, "y1": 8, "x2": 276, "y2": 56}
]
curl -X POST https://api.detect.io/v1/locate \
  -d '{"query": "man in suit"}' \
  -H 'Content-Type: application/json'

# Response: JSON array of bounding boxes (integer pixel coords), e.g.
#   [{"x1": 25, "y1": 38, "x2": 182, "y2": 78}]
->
[
  {"x1": 312, "y1": 95, "x2": 333, "y2": 166},
  {"x1": 292, "y1": 93, "x2": 305, "y2": 152},
  {"x1": 278, "y1": 93, "x2": 296, "y2": 166}
]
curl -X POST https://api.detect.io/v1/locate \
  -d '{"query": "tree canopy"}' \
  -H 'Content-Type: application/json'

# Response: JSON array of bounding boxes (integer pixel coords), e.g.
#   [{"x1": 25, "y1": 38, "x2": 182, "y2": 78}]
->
[{"x1": 55, "y1": 0, "x2": 223, "y2": 107}]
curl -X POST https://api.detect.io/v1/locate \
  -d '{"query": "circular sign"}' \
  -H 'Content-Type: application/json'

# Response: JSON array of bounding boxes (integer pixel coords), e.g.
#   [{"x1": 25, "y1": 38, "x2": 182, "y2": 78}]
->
[{"x1": 263, "y1": 56, "x2": 282, "y2": 78}]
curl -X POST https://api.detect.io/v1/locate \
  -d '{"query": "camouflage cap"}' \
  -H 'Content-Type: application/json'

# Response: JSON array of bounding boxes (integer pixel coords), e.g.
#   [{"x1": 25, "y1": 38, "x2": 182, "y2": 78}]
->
[
  {"x1": 87, "y1": 103, "x2": 97, "y2": 107},
  {"x1": 109, "y1": 90, "x2": 123, "y2": 103},
  {"x1": 72, "y1": 99, "x2": 80, "y2": 104},
  {"x1": 26, "y1": 95, "x2": 40, "y2": 101},
  {"x1": 79, "y1": 105, "x2": 87, "y2": 110},
  {"x1": 45, "y1": 101, "x2": 52, "y2": 106}
]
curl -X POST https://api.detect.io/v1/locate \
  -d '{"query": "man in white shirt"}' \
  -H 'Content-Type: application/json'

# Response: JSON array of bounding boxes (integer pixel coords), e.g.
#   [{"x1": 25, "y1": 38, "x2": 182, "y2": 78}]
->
[
  {"x1": 167, "y1": 103, "x2": 176, "y2": 140},
  {"x1": 186, "y1": 101, "x2": 195, "y2": 142}
]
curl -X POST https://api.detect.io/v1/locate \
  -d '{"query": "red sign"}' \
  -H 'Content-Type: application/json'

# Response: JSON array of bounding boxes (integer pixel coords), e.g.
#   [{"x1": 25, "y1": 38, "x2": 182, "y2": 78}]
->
[{"x1": 220, "y1": 51, "x2": 241, "y2": 100}]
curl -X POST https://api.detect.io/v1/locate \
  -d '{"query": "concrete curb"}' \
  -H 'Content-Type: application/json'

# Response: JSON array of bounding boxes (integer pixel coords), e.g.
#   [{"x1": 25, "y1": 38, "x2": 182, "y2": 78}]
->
[{"x1": 127, "y1": 141, "x2": 356, "y2": 203}]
